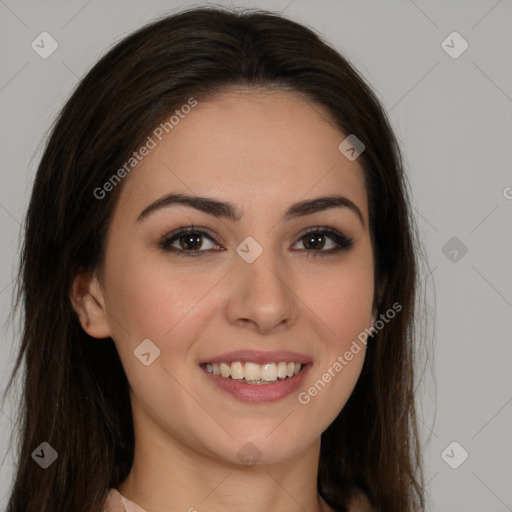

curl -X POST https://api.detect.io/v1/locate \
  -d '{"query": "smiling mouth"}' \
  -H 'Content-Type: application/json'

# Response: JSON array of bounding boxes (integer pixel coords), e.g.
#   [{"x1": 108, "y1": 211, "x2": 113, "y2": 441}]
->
[{"x1": 201, "y1": 361, "x2": 304, "y2": 385}]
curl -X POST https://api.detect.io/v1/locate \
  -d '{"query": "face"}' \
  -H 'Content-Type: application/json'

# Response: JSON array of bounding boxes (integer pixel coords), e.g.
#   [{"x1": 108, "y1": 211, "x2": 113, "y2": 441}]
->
[{"x1": 75, "y1": 88, "x2": 377, "y2": 466}]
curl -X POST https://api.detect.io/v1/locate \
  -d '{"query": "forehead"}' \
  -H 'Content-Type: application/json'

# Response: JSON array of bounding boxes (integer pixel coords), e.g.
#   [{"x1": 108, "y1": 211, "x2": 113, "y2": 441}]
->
[{"x1": 116, "y1": 88, "x2": 369, "y2": 224}]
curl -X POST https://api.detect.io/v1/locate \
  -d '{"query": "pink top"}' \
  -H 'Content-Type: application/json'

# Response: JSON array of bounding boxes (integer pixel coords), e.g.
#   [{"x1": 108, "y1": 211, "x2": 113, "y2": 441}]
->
[
  {"x1": 104, "y1": 487, "x2": 373, "y2": 511},
  {"x1": 105, "y1": 488, "x2": 147, "y2": 512}
]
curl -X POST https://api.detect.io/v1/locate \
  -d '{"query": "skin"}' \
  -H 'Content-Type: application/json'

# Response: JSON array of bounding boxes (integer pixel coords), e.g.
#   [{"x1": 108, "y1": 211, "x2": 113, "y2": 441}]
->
[{"x1": 71, "y1": 88, "x2": 377, "y2": 512}]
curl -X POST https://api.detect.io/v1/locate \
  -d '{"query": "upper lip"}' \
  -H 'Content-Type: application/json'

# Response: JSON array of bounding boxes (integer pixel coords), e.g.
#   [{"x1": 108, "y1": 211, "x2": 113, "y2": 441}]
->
[{"x1": 199, "y1": 349, "x2": 312, "y2": 365}]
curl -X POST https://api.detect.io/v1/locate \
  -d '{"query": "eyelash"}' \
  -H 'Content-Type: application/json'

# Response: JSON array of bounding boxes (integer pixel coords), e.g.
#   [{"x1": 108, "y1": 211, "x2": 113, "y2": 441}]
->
[{"x1": 158, "y1": 225, "x2": 354, "y2": 258}]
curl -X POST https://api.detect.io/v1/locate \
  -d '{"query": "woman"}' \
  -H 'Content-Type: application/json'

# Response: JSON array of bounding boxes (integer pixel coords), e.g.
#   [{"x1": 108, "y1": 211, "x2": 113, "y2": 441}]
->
[{"x1": 3, "y1": 5, "x2": 426, "y2": 512}]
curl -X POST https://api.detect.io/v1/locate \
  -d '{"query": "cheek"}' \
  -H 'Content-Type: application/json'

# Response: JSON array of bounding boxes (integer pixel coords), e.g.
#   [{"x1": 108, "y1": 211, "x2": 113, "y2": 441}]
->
[
  {"x1": 103, "y1": 252, "x2": 227, "y2": 383},
  {"x1": 300, "y1": 257, "x2": 373, "y2": 410},
  {"x1": 299, "y1": 278, "x2": 370, "y2": 425},
  {"x1": 309, "y1": 262, "x2": 375, "y2": 343},
  {"x1": 105, "y1": 253, "x2": 208, "y2": 339},
  {"x1": 103, "y1": 263, "x2": 207, "y2": 410}
]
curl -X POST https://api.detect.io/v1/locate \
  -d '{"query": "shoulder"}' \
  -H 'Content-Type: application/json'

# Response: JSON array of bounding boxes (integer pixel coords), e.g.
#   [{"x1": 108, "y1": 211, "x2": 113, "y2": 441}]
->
[
  {"x1": 347, "y1": 489, "x2": 378, "y2": 512},
  {"x1": 104, "y1": 489, "x2": 125, "y2": 512},
  {"x1": 104, "y1": 488, "x2": 148, "y2": 512}
]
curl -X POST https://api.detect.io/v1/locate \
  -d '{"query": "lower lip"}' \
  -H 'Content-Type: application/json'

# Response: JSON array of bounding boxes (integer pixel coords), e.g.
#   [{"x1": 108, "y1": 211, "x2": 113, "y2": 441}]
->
[{"x1": 200, "y1": 364, "x2": 311, "y2": 403}]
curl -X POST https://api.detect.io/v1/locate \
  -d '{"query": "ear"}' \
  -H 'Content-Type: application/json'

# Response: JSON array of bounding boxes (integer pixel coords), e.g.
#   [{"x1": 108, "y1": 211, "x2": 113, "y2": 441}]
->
[
  {"x1": 69, "y1": 270, "x2": 111, "y2": 338},
  {"x1": 370, "y1": 305, "x2": 377, "y2": 328},
  {"x1": 367, "y1": 302, "x2": 378, "y2": 335},
  {"x1": 370, "y1": 276, "x2": 387, "y2": 328}
]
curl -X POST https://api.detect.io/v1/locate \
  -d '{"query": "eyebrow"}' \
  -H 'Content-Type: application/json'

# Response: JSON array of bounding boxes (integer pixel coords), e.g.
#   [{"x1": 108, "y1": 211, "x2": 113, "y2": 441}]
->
[{"x1": 136, "y1": 193, "x2": 365, "y2": 227}]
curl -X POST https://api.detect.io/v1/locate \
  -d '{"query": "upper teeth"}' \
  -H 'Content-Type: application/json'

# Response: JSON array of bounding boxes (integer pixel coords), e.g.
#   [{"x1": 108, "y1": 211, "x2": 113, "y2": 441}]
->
[{"x1": 204, "y1": 361, "x2": 302, "y2": 381}]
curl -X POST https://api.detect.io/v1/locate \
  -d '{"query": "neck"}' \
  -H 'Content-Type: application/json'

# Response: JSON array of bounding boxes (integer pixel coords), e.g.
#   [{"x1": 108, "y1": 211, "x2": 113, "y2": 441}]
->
[{"x1": 117, "y1": 399, "x2": 333, "y2": 512}]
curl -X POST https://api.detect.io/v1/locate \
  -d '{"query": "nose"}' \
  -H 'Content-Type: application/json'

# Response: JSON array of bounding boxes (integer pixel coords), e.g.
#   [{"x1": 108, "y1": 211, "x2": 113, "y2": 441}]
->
[{"x1": 225, "y1": 248, "x2": 295, "y2": 334}]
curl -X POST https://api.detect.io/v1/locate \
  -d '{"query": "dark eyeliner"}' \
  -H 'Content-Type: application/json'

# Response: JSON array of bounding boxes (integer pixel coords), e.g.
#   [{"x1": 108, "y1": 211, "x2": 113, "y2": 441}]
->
[
  {"x1": 158, "y1": 225, "x2": 354, "y2": 257},
  {"x1": 158, "y1": 226, "x2": 221, "y2": 257},
  {"x1": 298, "y1": 226, "x2": 354, "y2": 257}
]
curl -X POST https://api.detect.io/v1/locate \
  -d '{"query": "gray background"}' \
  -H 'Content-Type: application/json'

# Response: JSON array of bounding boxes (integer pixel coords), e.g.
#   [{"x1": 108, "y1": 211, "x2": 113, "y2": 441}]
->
[{"x1": 1, "y1": 0, "x2": 511, "y2": 510}]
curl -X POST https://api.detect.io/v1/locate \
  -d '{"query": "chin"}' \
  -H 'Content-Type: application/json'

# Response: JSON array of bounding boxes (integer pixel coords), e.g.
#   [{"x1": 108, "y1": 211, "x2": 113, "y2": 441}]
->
[{"x1": 204, "y1": 431, "x2": 317, "y2": 468}]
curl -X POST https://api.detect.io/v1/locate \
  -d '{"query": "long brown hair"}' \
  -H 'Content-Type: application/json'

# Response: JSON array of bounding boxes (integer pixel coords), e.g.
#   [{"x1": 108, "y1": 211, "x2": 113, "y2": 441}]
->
[{"x1": 3, "y1": 5, "x2": 426, "y2": 511}]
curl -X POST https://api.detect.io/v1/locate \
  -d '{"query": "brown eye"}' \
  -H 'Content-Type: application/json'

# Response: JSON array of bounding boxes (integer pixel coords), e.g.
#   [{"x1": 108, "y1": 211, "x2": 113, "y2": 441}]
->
[
  {"x1": 158, "y1": 225, "x2": 353, "y2": 258},
  {"x1": 177, "y1": 233, "x2": 203, "y2": 251},
  {"x1": 302, "y1": 233, "x2": 328, "y2": 250},
  {"x1": 293, "y1": 227, "x2": 354, "y2": 256},
  {"x1": 159, "y1": 227, "x2": 221, "y2": 256}
]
